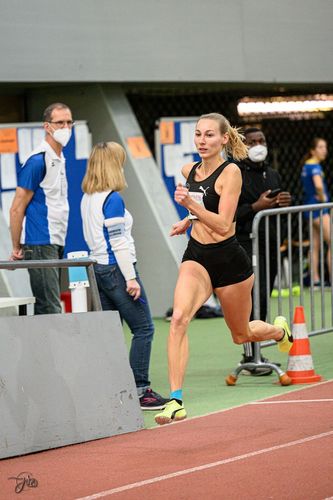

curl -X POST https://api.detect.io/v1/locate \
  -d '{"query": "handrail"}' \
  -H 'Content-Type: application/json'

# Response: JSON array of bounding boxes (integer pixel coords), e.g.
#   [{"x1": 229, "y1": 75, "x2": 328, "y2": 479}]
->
[
  {"x1": 252, "y1": 202, "x2": 333, "y2": 226},
  {"x1": 227, "y1": 202, "x2": 333, "y2": 384},
  {"x1": 0, "y1": 258, "x2": 102, "y2": 312},
  {"x1": 251, "y1": 202, "x2": 333, "y2": 329}
]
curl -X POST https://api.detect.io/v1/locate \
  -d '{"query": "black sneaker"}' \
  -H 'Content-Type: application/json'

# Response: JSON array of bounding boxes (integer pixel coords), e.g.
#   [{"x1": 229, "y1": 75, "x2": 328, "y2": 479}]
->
[
  {"x1": 238, "y1": 355, "x2": 273, "y2": 377},
  {"x1": 139, "y1": 389, "x2": 169, "y2": 411},
  {"x1": 195, "y1": 305, "x2": 224, "y2": 319},
  {"x1": 261, "y1": 356, "x2": 281, "y2": 368},
  {"x1": 240, "y1": 365, "x2": 273, "y2": 376},
  {"x1": 164, "y1": 308, "x2": 173, "y2": 322}
]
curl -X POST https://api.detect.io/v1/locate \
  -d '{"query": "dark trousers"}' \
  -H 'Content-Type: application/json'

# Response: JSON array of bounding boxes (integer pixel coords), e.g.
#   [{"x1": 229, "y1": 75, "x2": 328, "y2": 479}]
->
[
  {"x1": 239, "y1": 238, "x2": 278, "y2": 358},
  {"x1": 23, "y1": 244, "x2": 64, "y2": 315}
]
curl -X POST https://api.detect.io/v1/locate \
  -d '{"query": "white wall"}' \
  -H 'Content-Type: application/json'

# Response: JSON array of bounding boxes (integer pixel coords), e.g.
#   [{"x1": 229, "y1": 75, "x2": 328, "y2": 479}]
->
[{"x1": 0, "y1": 0, "x2": 332, "y2": 83}]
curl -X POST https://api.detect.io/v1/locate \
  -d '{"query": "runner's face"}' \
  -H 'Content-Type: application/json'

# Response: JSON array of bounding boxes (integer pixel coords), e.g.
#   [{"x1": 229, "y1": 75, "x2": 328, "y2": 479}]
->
[{"x1": 194, "y1": 119, "x2": 228, "y2": 159}]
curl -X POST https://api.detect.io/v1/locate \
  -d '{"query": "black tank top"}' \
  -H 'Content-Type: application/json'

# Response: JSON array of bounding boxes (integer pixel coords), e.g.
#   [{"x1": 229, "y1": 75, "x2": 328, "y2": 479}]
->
[{"x1": 186, "y1": 160, "x2": 236, "y2": 220}]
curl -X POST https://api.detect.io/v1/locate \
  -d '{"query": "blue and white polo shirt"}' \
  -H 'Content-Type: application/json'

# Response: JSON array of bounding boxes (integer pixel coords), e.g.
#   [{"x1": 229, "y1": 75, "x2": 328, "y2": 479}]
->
[
  {"x1": 81, "y1": 190, "x2": 136, "y2": 277},
  {"x1": 18, "y1": 140, "x2": 69, "y2": 246},
  {"x1": 301, "y1": 159, "x2": 329, "y2": 205}
]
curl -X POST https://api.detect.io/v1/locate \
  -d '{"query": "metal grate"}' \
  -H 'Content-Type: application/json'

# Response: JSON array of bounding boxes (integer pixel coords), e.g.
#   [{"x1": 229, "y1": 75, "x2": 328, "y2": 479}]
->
[{"x1": 127, "y1": 88, "x2": 333, "y2": 212}]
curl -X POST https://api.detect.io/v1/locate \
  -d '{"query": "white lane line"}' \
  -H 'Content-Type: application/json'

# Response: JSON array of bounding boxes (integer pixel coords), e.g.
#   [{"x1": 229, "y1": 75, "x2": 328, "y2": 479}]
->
[
  {"x1": 146, "y1": 378, "x2": 333, "y2": 430},
  {"x1": 251, "y1": 399, "x2": 333, "y2": 404},
  {"x1": 76, "y1": 430, "x2": 333, "y2": 500}
]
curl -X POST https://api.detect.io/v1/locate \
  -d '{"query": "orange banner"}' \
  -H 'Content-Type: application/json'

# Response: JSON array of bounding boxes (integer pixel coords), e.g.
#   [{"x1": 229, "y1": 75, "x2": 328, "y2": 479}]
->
[
  {"x1": 0, "y1": 128, "x2": 18, "y2": 153},
  {"x1": 127, "y1": 136, "x2": 152, "y2": 159},
  {"x1": 160, "y1": 121, "x2": 175, "y2": 144}
]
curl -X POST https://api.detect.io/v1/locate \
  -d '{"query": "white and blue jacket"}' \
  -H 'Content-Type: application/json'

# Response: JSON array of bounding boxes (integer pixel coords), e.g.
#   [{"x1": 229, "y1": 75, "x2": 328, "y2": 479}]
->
[
  {"x1": 18, "y1": 140, "x2": 69, "y2": 246},
  {"x1": 80, "y1": 190, "x2": 137, "y2": 281}
]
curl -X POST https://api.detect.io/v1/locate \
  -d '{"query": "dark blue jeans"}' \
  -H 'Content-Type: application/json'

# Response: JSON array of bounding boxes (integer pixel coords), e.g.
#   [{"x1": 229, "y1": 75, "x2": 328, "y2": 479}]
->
[
  {"x1": 94, "y1": 263, "x2": 154, "y2": 394},
  {"x1": 23, "y1": 244, "x2": 63, "y2": 315}
]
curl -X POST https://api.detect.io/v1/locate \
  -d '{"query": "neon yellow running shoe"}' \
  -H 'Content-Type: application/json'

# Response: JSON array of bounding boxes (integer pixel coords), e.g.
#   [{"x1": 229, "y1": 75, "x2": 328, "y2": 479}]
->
[
  {"x1": 274, "y1": 316, "x2": 294, "y2": 353},
  {"x1": 155, "y1": 399, "x2": 187, "y2": 425}
]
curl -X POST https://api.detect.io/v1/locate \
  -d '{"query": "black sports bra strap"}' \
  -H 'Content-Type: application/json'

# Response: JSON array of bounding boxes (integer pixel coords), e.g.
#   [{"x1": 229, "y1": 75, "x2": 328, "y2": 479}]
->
[
  {"x1": 187, "y1": 159, "x2": 233, "y2": 183},
  {"x1": 187, "y1": 161, "x2": 202, "y2": 182},
  {"x1": 205, "y1": 160, "x2": 233, "y2": 183},
  {"x1": 213, "y1": 159, "x2": 232, "y2": 177}
]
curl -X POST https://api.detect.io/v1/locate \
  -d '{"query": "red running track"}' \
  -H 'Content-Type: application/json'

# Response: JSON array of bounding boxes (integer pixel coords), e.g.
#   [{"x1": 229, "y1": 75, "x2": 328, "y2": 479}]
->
[{"x1": 1, "y1": 380, "x2": 333, "y2": 499}]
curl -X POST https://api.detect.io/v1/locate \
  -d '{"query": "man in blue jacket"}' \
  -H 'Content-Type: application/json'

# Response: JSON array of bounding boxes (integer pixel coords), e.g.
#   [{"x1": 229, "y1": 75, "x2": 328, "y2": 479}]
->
[{"x1": 10, "y1": 102, "x2": 74, "y2": 314}]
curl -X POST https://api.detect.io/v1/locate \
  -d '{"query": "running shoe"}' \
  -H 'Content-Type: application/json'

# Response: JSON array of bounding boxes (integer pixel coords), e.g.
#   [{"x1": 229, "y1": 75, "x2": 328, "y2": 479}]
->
[
  {"x1": 139, "y1": 389, "x2": 169, "y2": 411},
  {"x1": 155, "y1": 399, "x2": 187, "y2": 425},
  {"x1": 274, "y1": 316, "x2": 294, "y2": 353}
]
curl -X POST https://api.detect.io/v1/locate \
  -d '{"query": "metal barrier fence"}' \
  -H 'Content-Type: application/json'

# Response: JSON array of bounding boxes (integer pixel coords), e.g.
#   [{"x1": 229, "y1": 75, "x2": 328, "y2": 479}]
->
[
  {"x1": 0, "y1": 258, "x2": 102, "y2": 312},
  {"x1": 253, "y1": 203, "x2": 333, "y2": 332},
  {"x1": 228, "y1": 203, "x2": 333, "y2": 385}
]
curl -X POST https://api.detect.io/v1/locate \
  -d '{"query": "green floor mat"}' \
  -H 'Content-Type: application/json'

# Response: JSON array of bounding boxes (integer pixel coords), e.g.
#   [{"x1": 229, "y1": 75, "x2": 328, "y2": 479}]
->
[{"x1": 123, "y1": 314, "x2": 333, "y2": 429}]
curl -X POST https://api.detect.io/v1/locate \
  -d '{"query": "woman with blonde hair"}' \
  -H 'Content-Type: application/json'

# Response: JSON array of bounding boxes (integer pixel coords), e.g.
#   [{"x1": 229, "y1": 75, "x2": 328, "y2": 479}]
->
[
  {"x1": 155, "y1": 113, "x2": 293, "y2": 425},
  {"x1": 81, "y1": 141, "x2": 168, "y2": 410}
]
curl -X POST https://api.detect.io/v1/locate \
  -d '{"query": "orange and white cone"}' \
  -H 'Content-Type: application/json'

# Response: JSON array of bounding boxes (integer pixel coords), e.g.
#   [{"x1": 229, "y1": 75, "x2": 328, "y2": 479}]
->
[{"x1": 286, "y1": 306, "x2": 322, "y2": 384}]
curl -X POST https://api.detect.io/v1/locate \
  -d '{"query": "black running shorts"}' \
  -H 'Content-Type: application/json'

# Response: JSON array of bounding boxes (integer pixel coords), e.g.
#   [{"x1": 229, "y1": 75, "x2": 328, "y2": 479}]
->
[{"x1": 182, "y1": 235, "x2": 253, "y2": 288}]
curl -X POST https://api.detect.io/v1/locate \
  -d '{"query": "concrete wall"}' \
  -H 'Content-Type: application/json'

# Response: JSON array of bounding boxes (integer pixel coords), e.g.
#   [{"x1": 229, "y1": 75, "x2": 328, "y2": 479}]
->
[
  {"x1": 0, "y1": 0, "x2": 332, "y2": 83},
  {"x1": 0, "y1": 311, "x2": 143, "y2": 458}
]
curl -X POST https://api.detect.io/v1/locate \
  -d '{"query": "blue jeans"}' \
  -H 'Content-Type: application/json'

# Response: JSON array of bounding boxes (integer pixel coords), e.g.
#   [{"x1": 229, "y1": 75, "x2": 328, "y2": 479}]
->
[
  {"x1": 23, "y1": 244, "x2": 63, "y2": 315},
  {"x1": 94, "y1": 263, "x2": 154, "y2": 394}
]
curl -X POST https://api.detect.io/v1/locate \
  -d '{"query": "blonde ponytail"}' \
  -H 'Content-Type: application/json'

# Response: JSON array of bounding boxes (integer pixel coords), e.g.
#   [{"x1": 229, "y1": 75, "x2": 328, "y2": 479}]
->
[
  {"x1": 226, "y1": 125, "x2": 248, "y2": 161},
  {"x1": 198, "y1": 113, "x2": 248, "y2": 161}
]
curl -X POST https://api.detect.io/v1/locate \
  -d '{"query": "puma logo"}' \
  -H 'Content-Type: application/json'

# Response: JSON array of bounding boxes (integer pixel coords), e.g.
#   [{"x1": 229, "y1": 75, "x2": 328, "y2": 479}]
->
[{"x1": 199, "y1": 186, "x2": 209, "y2": 196}]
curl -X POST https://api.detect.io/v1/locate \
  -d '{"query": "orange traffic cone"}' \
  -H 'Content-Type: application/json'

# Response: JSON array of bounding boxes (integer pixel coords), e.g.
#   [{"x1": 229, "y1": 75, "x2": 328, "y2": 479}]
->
[{"x1": 286, "y1": 306, "x2": 322, "y2": 384}]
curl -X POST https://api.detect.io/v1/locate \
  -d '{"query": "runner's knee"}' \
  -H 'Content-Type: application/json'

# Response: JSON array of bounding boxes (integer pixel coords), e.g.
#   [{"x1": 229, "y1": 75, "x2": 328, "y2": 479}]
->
[{"x1": 171, "y1": 307, "x2": 192, "y2": 328}]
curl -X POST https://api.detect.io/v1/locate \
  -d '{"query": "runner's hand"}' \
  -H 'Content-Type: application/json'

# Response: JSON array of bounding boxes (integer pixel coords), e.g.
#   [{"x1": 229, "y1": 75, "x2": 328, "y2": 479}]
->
[
  {"x1": 174, "y1": 183, "x2": 190, "y2": 207},
  {"x1": 170, "y1": 218, "x2": 191, "y2": 236}
]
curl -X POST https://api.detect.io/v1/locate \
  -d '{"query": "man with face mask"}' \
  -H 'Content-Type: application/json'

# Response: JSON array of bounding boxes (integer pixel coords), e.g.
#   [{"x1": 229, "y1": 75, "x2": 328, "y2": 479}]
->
[
  {"x1": 9, "y1": 102, "x2": 73, "y2": 314},
  {"x1": 236, "y1": 127, "x2": 292, "y2": 375}
]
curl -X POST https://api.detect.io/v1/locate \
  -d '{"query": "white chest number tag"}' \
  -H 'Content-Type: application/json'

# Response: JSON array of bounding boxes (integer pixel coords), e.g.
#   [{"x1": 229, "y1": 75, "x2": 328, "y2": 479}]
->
[{"x1": 188, "y1": 191, "x2": 204, "y2": 220}]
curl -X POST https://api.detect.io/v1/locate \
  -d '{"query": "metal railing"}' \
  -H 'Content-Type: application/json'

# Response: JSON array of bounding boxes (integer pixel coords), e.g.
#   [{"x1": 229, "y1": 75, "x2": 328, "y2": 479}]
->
[
  {"x1": 253, "y1": 203, "x2": 333, "y2": 336},
  {"x1": 0, "y1": 258, "x2": 102, "y2": 312},
  {"x1": 228, "y1": 203, "x2": 333, "y2": 384}
]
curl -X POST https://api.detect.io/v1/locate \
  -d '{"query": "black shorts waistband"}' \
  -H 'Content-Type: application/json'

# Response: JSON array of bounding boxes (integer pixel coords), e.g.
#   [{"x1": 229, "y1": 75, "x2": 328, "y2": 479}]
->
[{"x1": 189, "y1": 235, "x2": 237, "y2": 249}]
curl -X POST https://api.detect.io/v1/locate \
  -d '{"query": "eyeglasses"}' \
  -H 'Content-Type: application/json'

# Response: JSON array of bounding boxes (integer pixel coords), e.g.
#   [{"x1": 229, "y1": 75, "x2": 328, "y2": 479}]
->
[{"x1": 48, "y1": 120, "x2": 75, "y2": 128}]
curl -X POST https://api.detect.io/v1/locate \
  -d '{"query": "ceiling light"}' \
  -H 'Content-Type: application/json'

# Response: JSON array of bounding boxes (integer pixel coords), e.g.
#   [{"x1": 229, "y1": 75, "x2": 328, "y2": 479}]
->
[{"x1": 237, "y1": 95, "x2": 333, "y2": 118}]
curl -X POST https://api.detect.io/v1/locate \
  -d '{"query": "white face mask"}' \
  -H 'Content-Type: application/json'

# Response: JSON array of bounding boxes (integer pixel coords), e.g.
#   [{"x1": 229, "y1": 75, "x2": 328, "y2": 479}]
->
[
  {"x1": 52, "y1": 127, "x2": 72, "y2": 147},
  {"x1": 248, "y1": 144, "x2": 268, "y2": 163}
]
